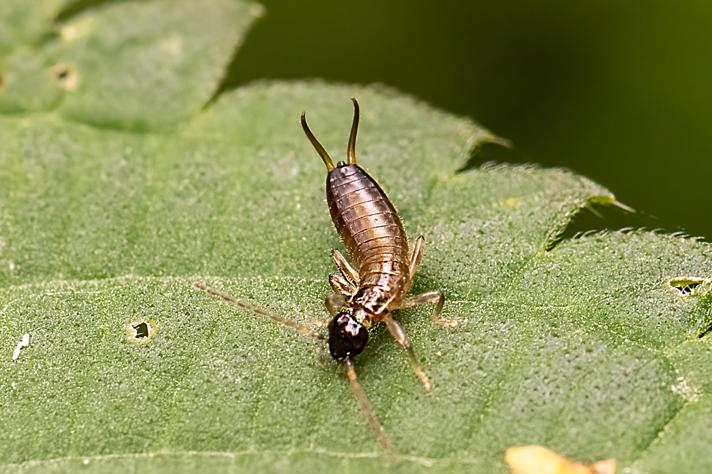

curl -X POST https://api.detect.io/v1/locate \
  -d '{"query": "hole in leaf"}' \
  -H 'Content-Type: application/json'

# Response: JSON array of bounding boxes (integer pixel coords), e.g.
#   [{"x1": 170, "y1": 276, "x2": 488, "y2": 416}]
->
[
  {"x1": 51, "y1": 62, "x2": 78, "y2": 91},
  {"x1": 669, "y1": 277, "x2": 705, "y2": 297},
  {"x1": 132, "y1": 322, "x2": 150, "y2": 339},
  {"x1": 127, "y1": 320, "x2": 154, "y2": 342}
]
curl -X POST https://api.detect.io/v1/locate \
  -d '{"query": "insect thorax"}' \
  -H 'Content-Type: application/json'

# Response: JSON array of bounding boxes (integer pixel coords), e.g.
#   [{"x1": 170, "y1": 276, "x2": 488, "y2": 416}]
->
[{"x1": 348, "y1": 287, "x2": 393, "y2": 329}]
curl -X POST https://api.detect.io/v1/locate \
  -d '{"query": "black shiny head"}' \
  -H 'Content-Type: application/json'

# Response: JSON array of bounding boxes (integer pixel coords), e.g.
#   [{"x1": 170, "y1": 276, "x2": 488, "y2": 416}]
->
[{"x1": 327, "y1": 312, "x2": 369, "y2": 360}]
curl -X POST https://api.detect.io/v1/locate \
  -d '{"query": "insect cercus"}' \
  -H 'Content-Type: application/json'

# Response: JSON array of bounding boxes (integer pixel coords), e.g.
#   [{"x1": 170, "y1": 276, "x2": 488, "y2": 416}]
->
[{"x1": 195, "y1": 98, "x2": 458, "y2": 454}]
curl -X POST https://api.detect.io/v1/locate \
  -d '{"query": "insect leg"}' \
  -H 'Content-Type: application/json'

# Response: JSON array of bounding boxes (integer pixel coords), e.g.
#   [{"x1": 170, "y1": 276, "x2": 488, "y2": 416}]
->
[
  {"x1": 403, "y1": 235, "x2": 426, "y2": 293},
  {"x1": 329, "y1": 274, "x2": 356, "y2": 296},
  {"x1": 345, "y1": 357, "x2": 394, "y2": 459},
  {"x1": 193, "y1": 284, "x2": 326, "y2": 340},
  {"x1": 409, "y1": 235, "x2": 426, "y2": 277},
  {"x1": 397, "y1": 290, "x2": 462, "y2": 327},
  {"x1": 331, "y1": 249, "x2": 360, "y2": 286},
  {"x1": 383, "y1": 316, "x2": 432, "y2": 393}
]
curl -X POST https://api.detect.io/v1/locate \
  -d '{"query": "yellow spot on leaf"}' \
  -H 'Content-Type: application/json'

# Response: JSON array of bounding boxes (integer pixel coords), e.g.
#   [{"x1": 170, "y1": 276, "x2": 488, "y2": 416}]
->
[
  {"x1": 503, "y1": 197, "x2": 520, "y2": 208},
  {"x1": 60, "y1": 17, "x2": 96, "y2": 43},
  {"x1": 505, "y1": 445, "x2": 615, "y2": 474},
  {"x1": 159, "y1": 35, "x2": 184, "y2": 56}
]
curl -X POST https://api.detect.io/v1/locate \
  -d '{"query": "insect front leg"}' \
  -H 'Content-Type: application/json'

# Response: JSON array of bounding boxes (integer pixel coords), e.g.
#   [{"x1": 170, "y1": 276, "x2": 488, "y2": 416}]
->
[{"x1": 397, "y1": 290, "x2": 463, "y2": 328}]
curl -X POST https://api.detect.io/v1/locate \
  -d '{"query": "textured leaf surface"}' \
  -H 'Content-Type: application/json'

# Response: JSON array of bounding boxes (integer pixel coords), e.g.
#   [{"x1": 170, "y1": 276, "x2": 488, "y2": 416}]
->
[
  {"x1": 1, "y1": 3, "x2": 711, "y2": 474},
  {"x1": 0, "y1": 0, "x2": 261, "y2": 129}
]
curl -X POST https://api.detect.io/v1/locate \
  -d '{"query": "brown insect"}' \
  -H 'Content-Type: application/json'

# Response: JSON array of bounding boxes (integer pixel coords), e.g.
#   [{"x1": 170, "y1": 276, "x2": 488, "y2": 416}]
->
[{"x1": 195, "y1": 98, "x2": 456, "y2": 453}]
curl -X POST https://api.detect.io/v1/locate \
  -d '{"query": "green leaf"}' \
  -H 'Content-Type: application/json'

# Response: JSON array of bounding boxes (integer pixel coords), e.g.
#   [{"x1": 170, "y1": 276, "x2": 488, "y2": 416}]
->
[
  {"x1": 0, "y1": 0, "x2": 73, "y2": 53},
  {"x1": 0, "y1": 2, "x2": 710, "y2": 474},
  {"x1": 0, "y1": 0, "x2": 262, "y2": 129}
]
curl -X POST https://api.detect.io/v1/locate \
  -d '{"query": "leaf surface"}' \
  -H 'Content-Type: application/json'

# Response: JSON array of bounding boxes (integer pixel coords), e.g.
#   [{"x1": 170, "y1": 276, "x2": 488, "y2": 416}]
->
[{"x1": 0, "y1": 2, "x2": 710, "y2": 473}]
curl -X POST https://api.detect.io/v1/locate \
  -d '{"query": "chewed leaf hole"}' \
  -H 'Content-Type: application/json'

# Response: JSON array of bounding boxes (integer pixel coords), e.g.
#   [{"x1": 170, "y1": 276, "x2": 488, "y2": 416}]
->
[
  {"x1": 127, "y1": 320, "x2": 154, "y2": 342},
  {"x1": 132, "y1": 322, "x2": 150, "y2": 338},
  {"x1": 51, "y1": 62, "x2": 78, "y2": 91},
  {"x1": 669, "y1": 277, "x2": 706, "y2": 297}
]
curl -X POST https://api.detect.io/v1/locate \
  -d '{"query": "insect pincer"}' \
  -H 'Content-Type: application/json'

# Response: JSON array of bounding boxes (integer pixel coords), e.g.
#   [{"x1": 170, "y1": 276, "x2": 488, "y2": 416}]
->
[{"x1": 328, "y1": 311, "x2": 369, "y2": 360}]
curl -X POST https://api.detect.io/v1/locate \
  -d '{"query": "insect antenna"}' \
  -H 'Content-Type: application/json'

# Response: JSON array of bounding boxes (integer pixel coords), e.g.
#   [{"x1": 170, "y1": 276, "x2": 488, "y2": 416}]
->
[
  {"x1": 193, "y1": 283, "x2": 325, "y2": 340},
  {"x1": 301, "y1": 111, "x2": 335, "y2": 171},
  {"x1": 347, "y1": 97, "x2": 360, "y2": 165},
  {"x1": 345, "y1": 357, "x2": 395, "y2": 459}
]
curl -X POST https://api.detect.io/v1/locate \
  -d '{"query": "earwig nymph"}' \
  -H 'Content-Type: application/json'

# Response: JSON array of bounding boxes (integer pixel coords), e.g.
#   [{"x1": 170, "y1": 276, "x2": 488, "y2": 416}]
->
[{"x1": 195, "y1": 98, "x2": 457, "y2": 454}]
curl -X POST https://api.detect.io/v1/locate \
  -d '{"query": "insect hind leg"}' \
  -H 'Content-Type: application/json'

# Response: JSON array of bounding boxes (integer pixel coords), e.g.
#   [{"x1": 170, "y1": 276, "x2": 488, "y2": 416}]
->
[
  {"x1": 331, "y1": 249, "x2": 360, "y2": 287},
  {"x1": 329, "y1": 274, "x2": 356, "y2": 297},
  {"x1": 404, "y1": 235, "x2": 426, "y2": 293},
  {"x1": 409, "y1": 235, "x2": 426, "y2": 276}
]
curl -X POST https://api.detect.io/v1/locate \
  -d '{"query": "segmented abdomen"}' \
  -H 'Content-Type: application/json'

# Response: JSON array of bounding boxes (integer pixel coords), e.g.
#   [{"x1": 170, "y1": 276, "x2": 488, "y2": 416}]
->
[{"x1": 326, "y1": 164, "x2": 410, "y2": 297}]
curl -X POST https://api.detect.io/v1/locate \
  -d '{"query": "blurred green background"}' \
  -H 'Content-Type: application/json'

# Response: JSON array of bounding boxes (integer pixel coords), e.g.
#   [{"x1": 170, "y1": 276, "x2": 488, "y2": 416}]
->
[{"x1": 225, "y1": 0, "x2": 711, "y2": 240}]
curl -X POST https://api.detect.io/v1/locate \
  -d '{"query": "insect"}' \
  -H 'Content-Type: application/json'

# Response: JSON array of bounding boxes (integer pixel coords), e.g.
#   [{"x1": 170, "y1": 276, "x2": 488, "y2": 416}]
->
[{"x1": 195, "y1": 98, "x2": 456, "y2": 453}]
